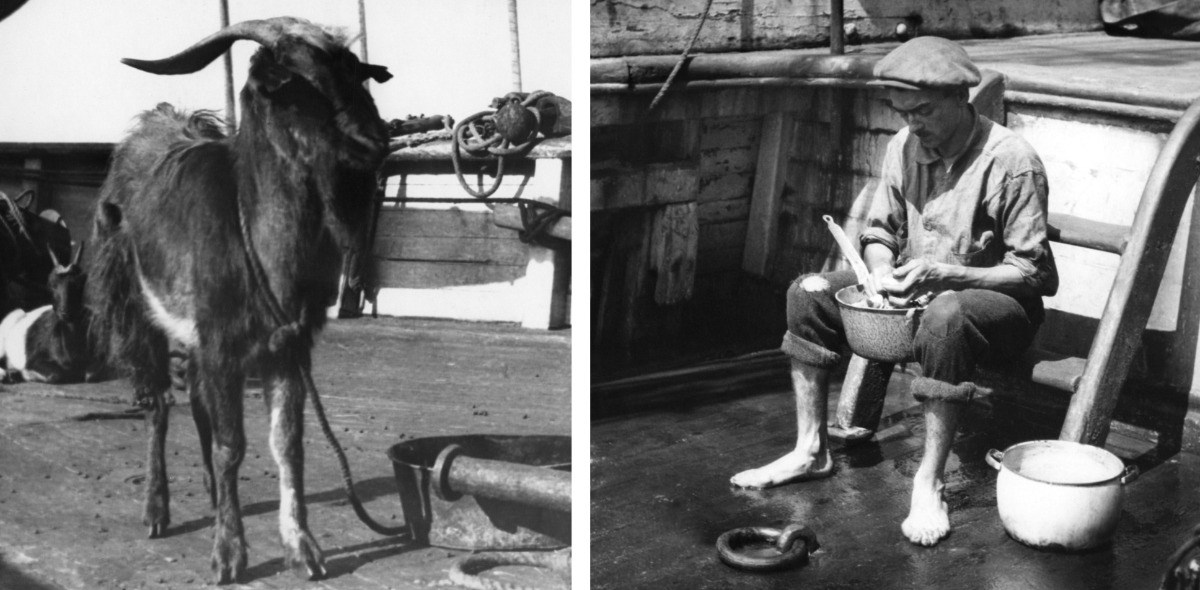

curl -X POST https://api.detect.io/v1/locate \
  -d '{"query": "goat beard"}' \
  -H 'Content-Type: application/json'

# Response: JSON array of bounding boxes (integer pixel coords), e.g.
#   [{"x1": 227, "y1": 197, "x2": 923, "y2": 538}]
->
[{"x1": 316, "y1": 168, "x2": 376, "y2": 250}]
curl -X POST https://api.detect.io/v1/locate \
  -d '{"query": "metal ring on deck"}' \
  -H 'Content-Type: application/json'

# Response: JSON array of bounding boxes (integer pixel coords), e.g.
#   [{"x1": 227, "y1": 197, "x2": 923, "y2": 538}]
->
[{"x1": 716, "y1": 523, "x2": 819, "y2": 572}]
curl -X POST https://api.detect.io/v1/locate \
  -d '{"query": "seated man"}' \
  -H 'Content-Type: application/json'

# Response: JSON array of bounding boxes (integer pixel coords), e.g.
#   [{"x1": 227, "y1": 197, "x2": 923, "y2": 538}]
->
[{"x1": 730, "y1": 36, "x2": 1059, "y2": 547}]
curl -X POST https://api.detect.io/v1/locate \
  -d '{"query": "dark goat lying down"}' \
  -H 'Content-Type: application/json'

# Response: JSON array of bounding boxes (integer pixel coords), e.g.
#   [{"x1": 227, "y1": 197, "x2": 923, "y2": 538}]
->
[
  {"x1": 88, "y1": 17, "x2": 391, "y2": 584},
  {"x1": 0, "y1": 244, "x2": 88, "y2": 383}
]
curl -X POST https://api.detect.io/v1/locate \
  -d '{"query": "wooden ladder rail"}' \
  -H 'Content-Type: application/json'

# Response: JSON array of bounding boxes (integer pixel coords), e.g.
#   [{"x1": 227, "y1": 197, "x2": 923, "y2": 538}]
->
[{"x1": 1059, "y1": 97, "x2": 1200, "y2": 445}]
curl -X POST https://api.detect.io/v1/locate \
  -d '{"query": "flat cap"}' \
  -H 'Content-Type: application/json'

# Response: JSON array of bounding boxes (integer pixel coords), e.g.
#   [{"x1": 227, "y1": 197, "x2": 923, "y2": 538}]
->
[{"x1": 870, "y1": 36, "x2": 980, "y2": 90}]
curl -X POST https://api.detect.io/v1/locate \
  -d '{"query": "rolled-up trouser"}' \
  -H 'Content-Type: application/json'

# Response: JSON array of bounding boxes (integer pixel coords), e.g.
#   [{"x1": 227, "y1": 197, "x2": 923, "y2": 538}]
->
[{"x1": 780, "y1": 270, "x2": 1041, "y2": 403}]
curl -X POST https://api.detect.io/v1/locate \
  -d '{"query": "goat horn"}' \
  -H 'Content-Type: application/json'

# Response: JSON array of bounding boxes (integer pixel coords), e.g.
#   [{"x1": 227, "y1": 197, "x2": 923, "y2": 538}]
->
[
  {"x1": 71, "y1": 240, "x2": 85, "y2": 267},
  {"x1": 121, "y1": 17, "x2": 322, "y2": 76},
  {"x1": 47, "y1": 245, "x2": 63, "y2": 271}
]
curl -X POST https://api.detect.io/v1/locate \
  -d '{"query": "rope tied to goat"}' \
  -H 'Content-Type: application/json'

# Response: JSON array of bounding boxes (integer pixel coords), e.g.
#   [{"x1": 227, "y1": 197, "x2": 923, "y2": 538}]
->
[{"x1": 233, "y1": 172, "x2": 407, "y2": 537}]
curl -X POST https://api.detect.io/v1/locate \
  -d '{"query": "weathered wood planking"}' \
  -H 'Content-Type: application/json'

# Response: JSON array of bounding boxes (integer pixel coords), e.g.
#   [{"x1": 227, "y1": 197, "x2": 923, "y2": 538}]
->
[
  {"x1": 374, "y1": 260, "x2": 526, "y2": 289},
  {"x1": 698, "y1": 197, "x2": 751, "y2": 224},
  {"x1": 374, "y1": 208, "x2": 513, "y2": 238},
  {"x1": 591, "y1": 162, "x2": 699, "y2": 210},
  {"x1": 743, "y1": 112, "x2": 794, "y2": 276},
  {"x1": 372, "y1": 236, "x2": 528, "y2": 265},
  {"x1": 372, "y1": 207, "x2": 529, "y2": 290},
  {"x1": 650, "y1": 202, "x2": 699, "y2": 304},
  {"x1": 698, "y1": 220, "x2": 748, "y2": 275}
]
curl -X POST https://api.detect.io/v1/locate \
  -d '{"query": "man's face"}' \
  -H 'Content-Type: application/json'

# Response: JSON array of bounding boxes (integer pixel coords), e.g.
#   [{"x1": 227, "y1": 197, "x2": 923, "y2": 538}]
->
[{"x1": 884, "y1": 88, "x2": 964, "y2": 152}]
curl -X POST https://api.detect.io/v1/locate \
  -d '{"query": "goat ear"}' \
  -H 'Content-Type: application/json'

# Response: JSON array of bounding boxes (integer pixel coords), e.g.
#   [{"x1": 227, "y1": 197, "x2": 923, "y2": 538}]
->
[
  {"x1": 99, "y1": 202, "x2": 123, "y2": 231},
  {"x1": 71, "y1": 241, "x2": 85, "y2": 267},
  {"x1": 252, "y1": 62, "x2": 294, "y2": 93},
  {"x1": 361, "y1": 63, "x2": 392, "y2": 84}
]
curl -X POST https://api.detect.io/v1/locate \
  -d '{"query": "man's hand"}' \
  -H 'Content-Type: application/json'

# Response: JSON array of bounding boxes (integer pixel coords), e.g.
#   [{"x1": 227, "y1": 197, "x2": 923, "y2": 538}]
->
[{"x1": 879, "y1": 258, "x2": 942, "y2": 305}]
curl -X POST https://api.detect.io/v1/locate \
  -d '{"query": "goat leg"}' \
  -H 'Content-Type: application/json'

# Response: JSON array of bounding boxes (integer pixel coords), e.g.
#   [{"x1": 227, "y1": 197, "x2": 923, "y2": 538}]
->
[
  {"x1": 140, "y1": 383, "x2": 172, "y2": 538},
  {"x1": 204, "y1": 359, "x2": 248, "y2": 585},
  {"x1": 187, "y1": 352, "x2": 217, "y2": 508},
  {"x1": 266, "y1": 358, "x2": 326, "y2": 580}
]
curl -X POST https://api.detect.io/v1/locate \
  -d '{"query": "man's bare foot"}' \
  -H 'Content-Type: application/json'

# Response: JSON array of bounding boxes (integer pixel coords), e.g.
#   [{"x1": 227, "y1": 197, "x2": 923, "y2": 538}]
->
[
  {"x1": 902, "y1": 478, "x2": 950, "y2": 546},
  {"x1": 730, "y1": 449, "x2": 833, "y2": 489}
]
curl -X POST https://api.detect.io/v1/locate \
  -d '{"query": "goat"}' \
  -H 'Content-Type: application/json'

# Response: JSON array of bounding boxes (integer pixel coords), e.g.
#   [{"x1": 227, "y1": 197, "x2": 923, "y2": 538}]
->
[
  {"x1": 0, "y1": 189, "x2": 74, "y2": 316},
  {"x1": 0, "y1": 243, "x2": 88, "y2": 383},
  {"x1": 87, "y1": 17, "x2": 392, "y2": 584}
]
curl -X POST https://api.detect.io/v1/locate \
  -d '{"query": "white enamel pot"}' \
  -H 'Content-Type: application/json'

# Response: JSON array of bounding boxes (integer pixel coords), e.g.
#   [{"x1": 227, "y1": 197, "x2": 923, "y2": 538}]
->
[{"x1": 986, "y1": 440, "x2": 1139, "y2": 551}]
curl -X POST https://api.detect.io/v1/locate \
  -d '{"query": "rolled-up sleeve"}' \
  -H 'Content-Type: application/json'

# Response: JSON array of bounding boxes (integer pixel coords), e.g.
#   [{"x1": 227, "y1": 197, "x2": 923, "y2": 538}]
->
[
  {"x1": 998, "y1": 169, "x2": 1058, "y2": 296},
  {"x1": 860, "y1": 134, "x2": 906, "y2": 256}
]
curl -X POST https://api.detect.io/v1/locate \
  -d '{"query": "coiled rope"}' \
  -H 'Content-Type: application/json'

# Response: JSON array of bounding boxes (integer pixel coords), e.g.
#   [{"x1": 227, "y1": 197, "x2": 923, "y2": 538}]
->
[{"x1": 443, "y1": 92, "x2": 569, "y2": 246}]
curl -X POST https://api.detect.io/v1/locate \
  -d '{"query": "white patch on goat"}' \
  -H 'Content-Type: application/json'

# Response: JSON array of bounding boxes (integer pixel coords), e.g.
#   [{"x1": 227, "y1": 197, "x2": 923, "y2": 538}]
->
[
  {"x1": 138, "y1": 278, "x2": 199, "y2": 348},
  {"x1": 269, "y1": 403, "x2": 302, "y2": 549},
  {"x1": 800, "y1": 276, "x2": 831, "y2": 292},
  {"x1": 0, "y1": 306, "x2": 51, "y2": 372}
]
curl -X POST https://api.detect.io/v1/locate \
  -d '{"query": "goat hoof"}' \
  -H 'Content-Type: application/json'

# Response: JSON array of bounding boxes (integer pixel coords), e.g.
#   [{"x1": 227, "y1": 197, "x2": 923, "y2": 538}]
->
[
  {"x1": 143, "y1": 495, "x2": 170, "y2": 535},
  {"x1": 286, "y1": 531, "x2": 327, "y2": 580},
  {"x1": 212, "y1": 534, "x2": 247, "y2": 585},
  {"x1": 143, "y1": 506, "x2": 170, "y2": 539}
]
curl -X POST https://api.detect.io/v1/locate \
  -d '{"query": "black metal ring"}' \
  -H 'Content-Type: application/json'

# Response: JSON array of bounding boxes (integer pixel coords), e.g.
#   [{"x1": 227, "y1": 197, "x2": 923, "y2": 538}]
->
[
  {"x1": 431, "y1": 443, "x2": 464, "y2": 502},
  {"x1": 716, "y1": 524, "x2": 817, "y2": 572}
]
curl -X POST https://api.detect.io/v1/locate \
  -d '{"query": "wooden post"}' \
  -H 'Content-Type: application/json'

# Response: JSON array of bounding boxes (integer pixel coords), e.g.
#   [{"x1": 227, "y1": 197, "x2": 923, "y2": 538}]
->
[
  {"x1": 742, "y1": 112, "x2": 793, "y2": 276},
  {"x1": 830, "y1": 355, "x2": 894, "y2": 440},
  {"x1": 219, "y1": 0, "x2": 235, "y2": 130},
  {"x1": 508, "y1": 0, "x2": 522, "y2": 92},
  {"x1": 520, "y1": 157, "x2": 569, "y2": 329},
  {"x1": 829, "y1": 0, "x2": 844, "y2": 55}
]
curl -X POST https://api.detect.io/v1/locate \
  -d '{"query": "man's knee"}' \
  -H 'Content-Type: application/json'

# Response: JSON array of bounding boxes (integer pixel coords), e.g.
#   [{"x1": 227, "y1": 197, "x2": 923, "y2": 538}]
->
[
  {"x1": 916, "y1": 292, "x2": 964, "y2": 342},
  {"x1": 787, "y1": 274, "x2": 831, "y2": 326}
]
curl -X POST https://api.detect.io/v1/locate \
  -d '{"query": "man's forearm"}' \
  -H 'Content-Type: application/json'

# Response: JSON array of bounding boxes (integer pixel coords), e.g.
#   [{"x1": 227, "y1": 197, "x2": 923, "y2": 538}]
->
[
  {"x1": 934, "y1": 262, "x2": 1036, "y2": 297},
  {"x1": 863, "y1": 243, "x2": 896, "y2": 275}
]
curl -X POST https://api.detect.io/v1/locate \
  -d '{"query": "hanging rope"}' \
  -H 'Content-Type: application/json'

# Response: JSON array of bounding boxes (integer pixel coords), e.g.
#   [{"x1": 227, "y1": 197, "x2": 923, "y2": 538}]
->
[{"x1": 647, "y1": 0, "x2": 715, "y2": 113}]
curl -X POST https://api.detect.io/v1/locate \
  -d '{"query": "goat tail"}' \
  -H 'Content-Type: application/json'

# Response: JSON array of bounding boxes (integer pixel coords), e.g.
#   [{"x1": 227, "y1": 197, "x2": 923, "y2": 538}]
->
[
  {"x1": 299, "y1": 366, "x2": 408, "y2": 536},
  {"x1": 85, "y1": 222, "x2": 146, "y2": 376}
]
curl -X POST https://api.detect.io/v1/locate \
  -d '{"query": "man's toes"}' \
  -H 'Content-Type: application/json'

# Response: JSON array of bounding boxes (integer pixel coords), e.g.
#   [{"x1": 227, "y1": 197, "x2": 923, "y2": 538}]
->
[{"x1": 730, "y1": 470, "x2": 768, "y2": 489}]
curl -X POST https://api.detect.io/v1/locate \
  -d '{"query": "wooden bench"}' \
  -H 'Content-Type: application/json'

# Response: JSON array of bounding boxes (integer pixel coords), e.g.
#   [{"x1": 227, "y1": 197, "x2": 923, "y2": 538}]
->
[{"x1": 829, "y1": 95, "x2": 1200, "y2": 452}]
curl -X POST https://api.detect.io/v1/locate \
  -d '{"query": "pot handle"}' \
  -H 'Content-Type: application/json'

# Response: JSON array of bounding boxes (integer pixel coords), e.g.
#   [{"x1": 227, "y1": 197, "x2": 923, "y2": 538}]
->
[
  {"x1": 1119, "y1": 464, "x2": 1140, "y2": 485},
  {"x1": 985, "y1": 449, "x2": 1004, "y2": 471}
]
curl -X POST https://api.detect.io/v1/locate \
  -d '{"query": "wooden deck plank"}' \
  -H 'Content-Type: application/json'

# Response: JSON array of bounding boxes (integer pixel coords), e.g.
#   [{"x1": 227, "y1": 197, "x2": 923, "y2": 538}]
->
[
  {"x1": 0, "y1": 317, "x2": 570, "y2": 590},
  {"x1": 592, "y1": 367, "x2": 1196, "y2": 589}
]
